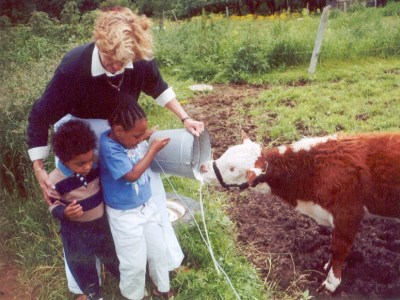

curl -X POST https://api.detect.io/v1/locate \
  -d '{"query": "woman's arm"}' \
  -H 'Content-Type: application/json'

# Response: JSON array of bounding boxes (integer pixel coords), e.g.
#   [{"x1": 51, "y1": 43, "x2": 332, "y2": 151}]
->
[
  {"x1": 33, "y1": 159, "x2": 60, "y2": 205},
  {"x1": 164, "y1": 98, "x2": 205, "y2": 137}
]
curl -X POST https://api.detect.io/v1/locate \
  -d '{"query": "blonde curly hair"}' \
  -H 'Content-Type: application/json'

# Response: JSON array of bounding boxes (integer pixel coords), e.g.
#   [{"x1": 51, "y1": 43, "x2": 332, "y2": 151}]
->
[{"x1": 93, "y1": 7, "x2": 154, "y2": 64}]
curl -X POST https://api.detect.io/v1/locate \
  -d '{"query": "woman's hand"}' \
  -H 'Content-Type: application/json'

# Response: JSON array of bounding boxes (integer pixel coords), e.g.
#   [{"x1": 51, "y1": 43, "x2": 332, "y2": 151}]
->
[
  {"x1": 33, "y1": 160, "x2": 60, "y2": 205},
  {"x1": 64, "y1": 200, "x2": 83, "y2": 220},
  {"x1": 183, "y1": 118, "x2": 204, "y2": 137}
]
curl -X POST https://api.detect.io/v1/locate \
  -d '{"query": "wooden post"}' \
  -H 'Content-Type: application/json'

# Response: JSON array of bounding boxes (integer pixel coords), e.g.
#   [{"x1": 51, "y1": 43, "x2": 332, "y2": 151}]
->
[
  {"x1": 172, "y1": 10, "x2": 178, "y2": 22},
  {"x1": 308, "y1": 5, "x2": 331, "y2": 74},
  {"x1": 226, "y1": 6, "x2": 229, "y2": 18},
  {"x1": 159, "y1": 11, "x2": 165, "y2": 31}
]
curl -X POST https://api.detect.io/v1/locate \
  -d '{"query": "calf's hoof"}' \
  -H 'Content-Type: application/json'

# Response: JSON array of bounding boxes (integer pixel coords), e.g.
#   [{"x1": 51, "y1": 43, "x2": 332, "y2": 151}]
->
[{"x1": 317, "y1": 268, "x2": 341, "y2": 294}]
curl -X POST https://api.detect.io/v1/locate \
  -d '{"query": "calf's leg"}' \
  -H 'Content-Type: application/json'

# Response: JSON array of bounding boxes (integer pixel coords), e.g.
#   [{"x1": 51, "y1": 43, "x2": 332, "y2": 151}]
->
[{"x1": 319, "y1": 207, "x2": 363, "y2": 293}]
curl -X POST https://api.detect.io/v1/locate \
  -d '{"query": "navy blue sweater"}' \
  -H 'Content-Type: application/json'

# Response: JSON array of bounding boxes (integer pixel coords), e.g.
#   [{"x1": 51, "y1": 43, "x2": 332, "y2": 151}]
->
[{"x1": 27, "y1": 42, "x2": 168, "y2": 148}]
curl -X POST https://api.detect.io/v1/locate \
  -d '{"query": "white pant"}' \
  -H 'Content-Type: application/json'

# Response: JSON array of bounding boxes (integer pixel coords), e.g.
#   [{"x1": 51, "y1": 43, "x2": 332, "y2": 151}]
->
[{"x1": 107, "y1": 201, "x2": 170, "y2": 300}]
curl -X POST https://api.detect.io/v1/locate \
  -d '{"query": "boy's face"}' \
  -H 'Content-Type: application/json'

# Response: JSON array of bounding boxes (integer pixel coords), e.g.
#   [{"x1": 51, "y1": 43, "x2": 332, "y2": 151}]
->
[
  {"x1": 64, "y1": 150, "x2": 95, "y2": 176},
  {"x1": 113, "y1": 119, "x2": 148, "y2": 149}
]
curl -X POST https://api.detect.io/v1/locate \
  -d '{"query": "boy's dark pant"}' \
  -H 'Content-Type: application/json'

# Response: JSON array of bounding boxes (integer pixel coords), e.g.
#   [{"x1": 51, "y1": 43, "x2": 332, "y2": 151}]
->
[{"x1": 61, "y1": 214, "x2": 120, "y2": 299}]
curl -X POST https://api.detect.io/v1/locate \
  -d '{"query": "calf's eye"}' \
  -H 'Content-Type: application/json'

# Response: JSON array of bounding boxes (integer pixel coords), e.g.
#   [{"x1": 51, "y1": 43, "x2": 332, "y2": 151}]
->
[{"x1": 230, "y1": 167, "x2": 235, "y2": 172}]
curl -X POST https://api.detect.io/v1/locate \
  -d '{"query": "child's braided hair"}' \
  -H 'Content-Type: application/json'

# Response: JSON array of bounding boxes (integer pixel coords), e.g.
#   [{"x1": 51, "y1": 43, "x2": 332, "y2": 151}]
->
[{"x1": 108, "y1": 93, "x2": 147, "y2": 130}]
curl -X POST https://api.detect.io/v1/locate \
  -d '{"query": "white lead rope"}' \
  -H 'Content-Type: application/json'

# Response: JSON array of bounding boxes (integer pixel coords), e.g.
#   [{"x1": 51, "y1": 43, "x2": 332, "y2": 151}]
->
[{"x1": 153, "y1": 160, "x2": 241, "y2": 300}]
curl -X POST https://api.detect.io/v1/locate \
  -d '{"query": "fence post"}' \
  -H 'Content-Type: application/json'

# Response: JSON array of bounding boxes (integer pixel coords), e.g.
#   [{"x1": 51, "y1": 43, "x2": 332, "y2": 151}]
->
[
  {"x1": 159, "y1": 11, "x2": 164, "y2": 31},
  {"x1": 172, "y1": 10, "x2": 178, "y2": 22},
  {"x1": 308, "y1": 5, "x2": 331, "y2": 75}
]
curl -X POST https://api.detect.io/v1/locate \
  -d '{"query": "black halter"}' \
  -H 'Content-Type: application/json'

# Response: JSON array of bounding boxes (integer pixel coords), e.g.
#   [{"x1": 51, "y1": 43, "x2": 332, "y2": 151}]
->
[
  {"x1": 212, "y1": 161, "x2": 249, "y2": 190},
  {"x1": 212, "y1": 161, "x2": 267, "y2": 191}
]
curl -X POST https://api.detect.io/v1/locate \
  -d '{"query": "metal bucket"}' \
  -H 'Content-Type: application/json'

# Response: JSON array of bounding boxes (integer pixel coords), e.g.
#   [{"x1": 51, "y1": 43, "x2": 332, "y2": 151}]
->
[{"x1": 149, "y1": 128, "x2": 211, "y2": 180}]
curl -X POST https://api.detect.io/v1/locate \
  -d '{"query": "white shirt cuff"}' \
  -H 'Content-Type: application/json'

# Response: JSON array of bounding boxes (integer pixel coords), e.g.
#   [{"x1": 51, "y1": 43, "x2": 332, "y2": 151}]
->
[
  {"x1": 155, "y1": 87, "x2": 176, "y2": 107},
  {"x1": 28, "y1": 146, "x2": 50, "y2": 161}
]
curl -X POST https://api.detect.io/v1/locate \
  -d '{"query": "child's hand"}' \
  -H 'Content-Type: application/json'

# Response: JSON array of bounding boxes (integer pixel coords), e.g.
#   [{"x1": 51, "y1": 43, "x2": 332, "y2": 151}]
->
[
  {"x1": 150, "y1": 137, "x2": 170, "y2": 152},
  {"x1": 64, "y1": 200, "x2": 83, "y2": 220}
]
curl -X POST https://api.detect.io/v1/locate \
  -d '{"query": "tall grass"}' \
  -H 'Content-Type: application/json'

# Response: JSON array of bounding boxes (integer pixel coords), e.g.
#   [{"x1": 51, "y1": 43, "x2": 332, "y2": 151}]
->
[{"x1": 155, "y1": 5, "x2": 400, "y2": 81}]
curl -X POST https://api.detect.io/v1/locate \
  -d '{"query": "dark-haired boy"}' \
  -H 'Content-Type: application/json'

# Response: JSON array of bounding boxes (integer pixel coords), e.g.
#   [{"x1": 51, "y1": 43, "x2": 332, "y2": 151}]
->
[{"x1": 49, "y1": 119, "x2": 119, "y2": 300}]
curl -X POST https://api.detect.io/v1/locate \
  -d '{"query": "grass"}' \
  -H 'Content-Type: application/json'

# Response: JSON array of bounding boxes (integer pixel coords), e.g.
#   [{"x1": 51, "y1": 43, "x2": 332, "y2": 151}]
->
[
  {"x1": 155, "y1": 4, "x2": 400, "y2": 82},
  {"x1": 242, "y1": 58, "x2": 400, "y2": 143}
]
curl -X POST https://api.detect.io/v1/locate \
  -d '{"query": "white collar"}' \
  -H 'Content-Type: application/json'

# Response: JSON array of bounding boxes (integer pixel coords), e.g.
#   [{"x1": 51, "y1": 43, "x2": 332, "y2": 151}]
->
[{"x1": 91, "y1": 45, "x2": 133, "y2": 77}]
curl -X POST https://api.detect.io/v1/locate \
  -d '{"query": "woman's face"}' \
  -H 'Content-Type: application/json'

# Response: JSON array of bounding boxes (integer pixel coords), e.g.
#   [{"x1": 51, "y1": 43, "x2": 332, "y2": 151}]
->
[
  {"x1": 64, "y1": 150, "x2": 94, "y2": 176},
  {"x1": 113, "y1": 119, "x2": 148, "y2": 149},
  {"x1": 99, "y1": 52, "x2": 125, "y2": 74}
]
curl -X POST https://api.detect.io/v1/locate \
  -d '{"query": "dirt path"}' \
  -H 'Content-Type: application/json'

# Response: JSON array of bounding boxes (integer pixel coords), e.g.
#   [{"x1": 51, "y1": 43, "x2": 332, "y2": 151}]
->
[
  {"x1": 0, "y1": 202, "x2": 35, "y2": 299},
  {"x1": 186, "y1": 84, "x2": 400, "y2": 299},
  {"x1": 0, "y1": 254, "x2": 33, "y2": 299}
]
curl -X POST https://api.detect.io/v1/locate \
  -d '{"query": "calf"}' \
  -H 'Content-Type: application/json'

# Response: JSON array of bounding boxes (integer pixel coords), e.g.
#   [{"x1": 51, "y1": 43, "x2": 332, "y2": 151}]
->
[{"x1": 200, "y1": 131, "x2": 400, "y2": 293}]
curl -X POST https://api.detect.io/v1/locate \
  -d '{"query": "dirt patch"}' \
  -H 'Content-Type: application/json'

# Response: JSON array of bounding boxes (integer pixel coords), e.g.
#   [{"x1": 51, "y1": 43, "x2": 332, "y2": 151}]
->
[
  {"x1": 0, "y1": 255, "x2": 33, "y2": 300},
  {"x1": 186, "y1": 84, "x2": 400, "y2": 299},
  {"x1": 0, "y1": 204, "x2": 35, "y2": 299}
]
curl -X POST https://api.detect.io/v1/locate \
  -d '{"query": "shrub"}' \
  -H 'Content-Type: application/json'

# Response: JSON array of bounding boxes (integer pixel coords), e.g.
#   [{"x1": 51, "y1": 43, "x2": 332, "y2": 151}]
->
[
  {"x1": 60, "y1": 1, "x2": 81, "y2": 25},
  {"x1": 0, "y1": 99, "x2": 32, "y2": 197},
  {"x1": 382, "y1": 1, "x2": 400, "y2": 16},
  {"x1": 0, "y1": 15, "x2": 11, "y2": 29},
  {"x1": 28, "y1": 11, "x2": 54, "y2": 35},
  {"x1": 227, "y1": 43, "x2": 271, "y2": 82}
]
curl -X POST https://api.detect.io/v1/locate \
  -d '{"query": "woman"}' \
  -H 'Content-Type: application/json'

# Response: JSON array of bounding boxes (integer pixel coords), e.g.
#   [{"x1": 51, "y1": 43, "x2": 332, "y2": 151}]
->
[{"x1": 27, "y1": 6, "x2": 203, "y2": 297}]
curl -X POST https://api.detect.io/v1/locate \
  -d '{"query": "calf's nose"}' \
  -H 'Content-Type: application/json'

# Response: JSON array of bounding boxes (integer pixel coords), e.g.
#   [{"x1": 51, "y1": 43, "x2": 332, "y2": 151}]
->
[{"x1": 246, "y1": 169, "x2": 257, "y2": 185}]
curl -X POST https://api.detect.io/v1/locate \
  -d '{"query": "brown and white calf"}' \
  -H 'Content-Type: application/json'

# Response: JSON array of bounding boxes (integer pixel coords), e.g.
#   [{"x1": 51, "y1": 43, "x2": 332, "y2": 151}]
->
[{"x1": 200, "y1": 131, "x2": 400, "y2": 293}]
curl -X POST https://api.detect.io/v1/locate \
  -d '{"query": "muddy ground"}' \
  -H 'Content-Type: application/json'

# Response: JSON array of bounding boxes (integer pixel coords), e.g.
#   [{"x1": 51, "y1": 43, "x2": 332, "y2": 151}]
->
[
  {"x1": 185, "y1": 84, "x2": 400, "y2": 299},
  {"x1": 0, "y1": 251, "x2": 33, "y2": 300}
]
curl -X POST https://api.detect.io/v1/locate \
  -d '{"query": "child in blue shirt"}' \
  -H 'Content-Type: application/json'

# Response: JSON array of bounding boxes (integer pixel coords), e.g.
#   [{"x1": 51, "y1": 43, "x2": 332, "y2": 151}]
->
[
  {"x1": 49, "y1": 119, "x2": 120, "y2": 300},
  {"x1": 99, "y1": 98, "x2": 172, "y2": 300}
]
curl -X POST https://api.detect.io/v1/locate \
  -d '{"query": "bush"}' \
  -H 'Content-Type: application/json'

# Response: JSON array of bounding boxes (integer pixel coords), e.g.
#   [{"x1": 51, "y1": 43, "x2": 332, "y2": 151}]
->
[
  {"x1": 382, "y1": 1, "x2": 400, "y2": 15},
  {"x1": 0, "y1": 99, "x2": 33, "y2": 197},
  {"x1": 0, "y1": 15, "x2": 11, "y2": 29},
  {"x1": 60, "y1": 1, "x2": 81, "y2": 25},
  {"x1": 28, "y1": 11, "x2": 54, "y2": 35},
  {"x1": 227, "y1": 44, "x2": 271, "y2": 82}
]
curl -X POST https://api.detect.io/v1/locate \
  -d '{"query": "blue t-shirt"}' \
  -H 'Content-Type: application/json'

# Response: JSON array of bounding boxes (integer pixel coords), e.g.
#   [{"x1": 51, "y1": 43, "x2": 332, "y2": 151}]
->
[{"x1": 99, "y1": 130, "x2": 151, "y2": 210}]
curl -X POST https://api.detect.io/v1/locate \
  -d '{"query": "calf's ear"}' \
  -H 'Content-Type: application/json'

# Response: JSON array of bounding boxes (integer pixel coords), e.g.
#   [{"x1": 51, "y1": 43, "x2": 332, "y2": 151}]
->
[{"x1": 241, "y1": 130, "x2": 251, "y2": 143}]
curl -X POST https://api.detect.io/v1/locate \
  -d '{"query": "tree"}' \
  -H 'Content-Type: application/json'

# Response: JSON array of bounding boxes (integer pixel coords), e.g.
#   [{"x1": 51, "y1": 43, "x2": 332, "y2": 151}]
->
[
  {"x1": 99, "y1": 0, "x2": 136, "y2": 10},
  {"x1": 0, "y1": 0, "x2": 36, "y2": 23},
  {"x1": 61, "y1": 1, "x2": 81, "y2": 24},
  {"x1": 136, "y1": 0, "x2": 175, "y2": 17}
]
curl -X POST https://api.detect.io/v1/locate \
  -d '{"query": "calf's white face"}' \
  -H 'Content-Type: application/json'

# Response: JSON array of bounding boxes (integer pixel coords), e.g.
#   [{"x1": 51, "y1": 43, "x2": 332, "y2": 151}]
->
[{"x1": 200, "y1": 138, "x2": 262, "y2": 186}]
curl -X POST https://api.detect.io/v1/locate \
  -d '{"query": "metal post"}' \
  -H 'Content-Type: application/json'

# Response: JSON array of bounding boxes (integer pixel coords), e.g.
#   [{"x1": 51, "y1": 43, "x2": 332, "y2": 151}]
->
[{"x1": 308, "y1": 5, "x2": 331, "y2": 74}]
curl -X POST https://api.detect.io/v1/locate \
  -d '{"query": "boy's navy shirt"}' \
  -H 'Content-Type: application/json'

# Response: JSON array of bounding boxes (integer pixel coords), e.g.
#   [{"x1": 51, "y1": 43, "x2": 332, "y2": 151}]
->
[{"x1": 50, "y1": 160, "x2": 103, "y2": 222}]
